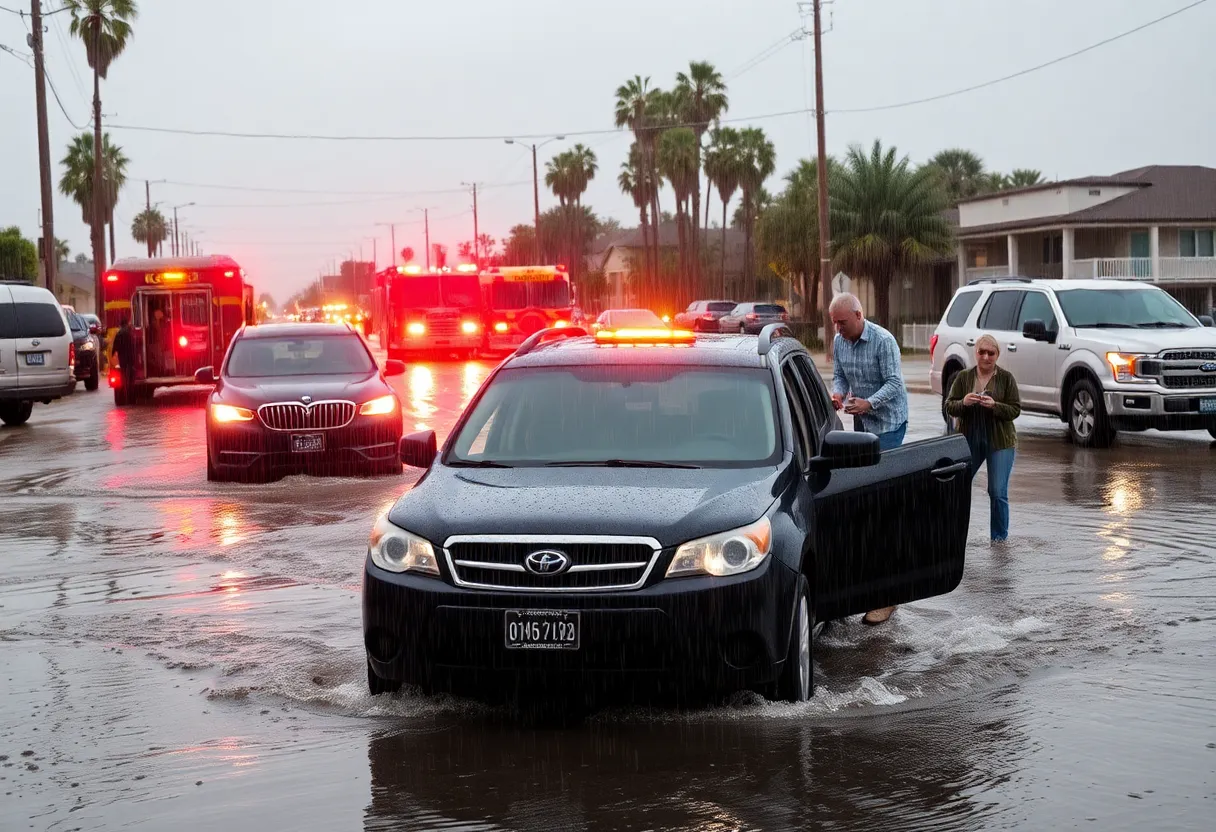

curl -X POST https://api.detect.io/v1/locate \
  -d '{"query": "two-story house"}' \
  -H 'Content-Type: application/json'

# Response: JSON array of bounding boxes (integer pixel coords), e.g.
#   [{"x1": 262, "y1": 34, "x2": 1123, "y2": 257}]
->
[{"x1": 956, "y1": 165, "x2": 1216, "y2": 315}]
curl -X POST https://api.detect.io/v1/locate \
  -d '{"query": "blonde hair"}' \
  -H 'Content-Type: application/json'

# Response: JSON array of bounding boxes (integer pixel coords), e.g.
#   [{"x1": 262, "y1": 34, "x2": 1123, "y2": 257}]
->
[{"x1": 976, "y1": 333, "x2": 1000, "y2": 356}]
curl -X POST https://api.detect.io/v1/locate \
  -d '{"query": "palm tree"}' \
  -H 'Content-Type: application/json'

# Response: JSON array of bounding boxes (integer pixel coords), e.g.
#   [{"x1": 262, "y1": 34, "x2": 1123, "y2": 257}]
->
[
  {"x1": 757, "y1": 158, "x2": 839, "y2": 320},
  {"x1": 131, "y1": 207, "x2": 167, "y2": 257},
  {"x1": 619, "y1": 144, "x2": 656, "y2": 306},
  {"x1": 615, "y1": 76, "x2": 661, "y2": 282},
  {"x1": 65, "y1": 0, "x2": 139, "y2": 295},
  {"x1": 1005, "y1": 168, "x2": 1045, "y2": 189},
  {"x1": 927, "y1": 148, "x2": 986, "y2": 204},
  {"x1": 704, "y1": 127, "x2": 742, "y2": 296},
  {"x1": 832, "y1": 140, "x2": 954, "y2": 330},
  {"x1": 674, "y1": 61, "x2": 729, "y2": 292},
  {"x1": 54, "y1": 238, "x2": 71, "y2": 265},
  {"x1": 59, "y1": 131, "x2": 129, "y2": 263},
  {"x1": 736, "y1": 127, "x2": 776, "y2": 296},
  {"x1": 658, "y1": 127, "x2": 699, "y2": 298}
]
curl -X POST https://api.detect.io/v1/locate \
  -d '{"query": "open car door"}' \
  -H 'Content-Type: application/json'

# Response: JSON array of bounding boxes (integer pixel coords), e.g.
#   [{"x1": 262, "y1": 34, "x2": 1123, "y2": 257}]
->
[{"x1": 813, "y1": 434, "x2": 972, "y2": 621}]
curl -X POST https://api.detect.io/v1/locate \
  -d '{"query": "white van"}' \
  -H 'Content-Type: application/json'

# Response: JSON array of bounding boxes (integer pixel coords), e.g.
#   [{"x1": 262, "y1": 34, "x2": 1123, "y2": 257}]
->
[{"x1": 0, "y1": 281, "x2": 76, "y2": 426}]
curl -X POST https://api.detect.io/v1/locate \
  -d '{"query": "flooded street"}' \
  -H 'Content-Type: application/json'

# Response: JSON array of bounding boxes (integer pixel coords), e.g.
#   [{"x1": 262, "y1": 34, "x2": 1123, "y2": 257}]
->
[{"x1": 2, "y1": 358, "x2": 1214, "y2": 831}]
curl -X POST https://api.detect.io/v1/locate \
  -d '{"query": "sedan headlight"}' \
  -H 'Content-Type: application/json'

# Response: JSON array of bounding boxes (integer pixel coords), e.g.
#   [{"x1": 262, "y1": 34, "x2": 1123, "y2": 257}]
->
[
  {"x1": 666, "y1": 516, "x2": 772, "y2": 579},
  {"x1": 359, "y1": 394, "x2": 397, "y2": 416},
  {"x1": 368, "y1": 515, "x2": 439, "y2": 575},
  {"x1": 211, "y1": 403, "x2": 255, "y2": 423}
]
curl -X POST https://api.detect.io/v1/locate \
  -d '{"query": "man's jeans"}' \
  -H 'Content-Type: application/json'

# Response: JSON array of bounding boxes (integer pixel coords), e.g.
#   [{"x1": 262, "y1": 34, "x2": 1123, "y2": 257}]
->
[
  {"x1": 966, "y1": 436, "x2": 1016, "y2": 541},
  {"x1": 876, "y1": 421, "x2": 907, "y2": 451}
]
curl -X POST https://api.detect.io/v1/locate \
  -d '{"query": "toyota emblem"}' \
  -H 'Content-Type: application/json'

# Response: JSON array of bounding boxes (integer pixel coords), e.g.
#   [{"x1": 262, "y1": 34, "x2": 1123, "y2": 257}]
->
[
  {"x1": 524, "y1": 550, "x2": 571, "y2": 576},
  {"x1": 301, "y1": 395, "x2": 312, "y2": 404}
]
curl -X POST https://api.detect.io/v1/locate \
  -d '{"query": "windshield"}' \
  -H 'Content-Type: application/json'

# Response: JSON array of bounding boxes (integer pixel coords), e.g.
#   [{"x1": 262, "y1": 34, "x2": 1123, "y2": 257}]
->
[
  {"x1": 488, "y1": 279, "x2": 571, "y2": 310},
  {"x1": 441, "y1": 274, "x2": 480, "y2": 308},
  {"x1": 392, "y1": 276, "x2": 440, "y2": 308},
  {"x1": 67, "y1": 311, "x2": 86, "y2": 333},
  {"x1": 225, "y1": 335, "x2": 375, "y2": 377},
  {"x1": 448, "y1": 365, "x2": 780, "y2": 467},
  {"x1": 1055, "y1": 289, "x2": 1198, "y2": 328}
]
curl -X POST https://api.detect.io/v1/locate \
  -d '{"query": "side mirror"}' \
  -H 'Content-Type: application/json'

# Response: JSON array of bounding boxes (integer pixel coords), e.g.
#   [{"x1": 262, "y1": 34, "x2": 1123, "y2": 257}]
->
[
  {"x1": 384, "y1": 359, "x2": 406, "y2": 377},
  {"x1": 1199, "y1": 315, "x2": 1215, "y2": 328},
  {"x1": 89, "y1": 324, "x2": 101, "y2": 335},
  {"x1": 194, "y1": 366, "x2": 215, "y2": 385},
  {"x1": 810, "y1": 430, "x2": 882, "y2": 473},
  {"x1": 1022, "y1": 319, "x2": 1050, "y2": 341},
  {"x1": 400, "y1": 430, "x2": 437, "y2": 468}
]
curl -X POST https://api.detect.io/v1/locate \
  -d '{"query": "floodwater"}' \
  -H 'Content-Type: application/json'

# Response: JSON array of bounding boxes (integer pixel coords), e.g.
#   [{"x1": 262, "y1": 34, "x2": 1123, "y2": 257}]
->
[{"x1": 1, "y1": 354, "x2": 1214, "y2": 831}]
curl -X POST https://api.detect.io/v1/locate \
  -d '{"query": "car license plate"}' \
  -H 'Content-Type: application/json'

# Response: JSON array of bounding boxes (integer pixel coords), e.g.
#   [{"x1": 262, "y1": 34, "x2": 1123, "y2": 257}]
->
[
  {"x1": 291, "y1": 433, "x2": 324, "y2": 453},
  {"x1": 1200, "y1": 397, "x2": 1216, "y2": 414},
  {"x1": 24, "y1": 352, "x2": 45, "y2": 366},
  {"x1": 504, "y1": 610, "x2": 580, "y2": 650}
]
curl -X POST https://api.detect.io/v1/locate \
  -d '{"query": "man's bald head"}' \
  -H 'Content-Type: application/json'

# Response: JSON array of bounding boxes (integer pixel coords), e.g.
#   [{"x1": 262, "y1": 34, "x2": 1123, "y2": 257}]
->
[{"x1": 829, "y1": 292, "x2": 866, "y2": 341}]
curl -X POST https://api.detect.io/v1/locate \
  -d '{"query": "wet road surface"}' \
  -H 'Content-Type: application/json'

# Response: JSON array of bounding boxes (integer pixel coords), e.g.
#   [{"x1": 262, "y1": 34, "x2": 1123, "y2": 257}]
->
[{"x1": 2, "y1": 356, "x2": 1214, "y2": 830}]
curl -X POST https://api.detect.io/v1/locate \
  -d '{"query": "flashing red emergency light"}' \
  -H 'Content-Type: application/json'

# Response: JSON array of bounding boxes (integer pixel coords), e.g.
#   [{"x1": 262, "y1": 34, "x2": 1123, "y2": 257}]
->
[
  {"x1": 398, "y1": 265, "x2": 423, "y2": 275},
  {"x1": 105, "y1": 273, "x2": 119, "y2": 283},
  {"x1": 493, "y1": 321, "x2": 509, "y2": 333},
  {"x1": 595, "y1": 328, "x2": 696, "y2": 344},
  {"x1": 108, "y1": 369, "x2": 122, "y2": 388},
  {"x1": 455, "y1": 263, "x2": 478, "y2": 273},
  {"x1": 178, "y1": 335, "x2": 188, "y2": 348}
]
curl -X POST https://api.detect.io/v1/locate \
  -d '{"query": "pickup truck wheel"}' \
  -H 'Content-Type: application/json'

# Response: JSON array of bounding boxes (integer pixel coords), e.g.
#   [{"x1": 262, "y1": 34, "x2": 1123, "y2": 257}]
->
[
  {"x1": 0, "y1": 401, "x2": 34, "y2": 426},
  {"x1": 1068, "y1": 378, "x2": 1115, "y2": 448},
  {"x1": 773, "y1": 577, "x2": 813, "y2": 703},
  {"x1": 367, "y1": 660, "x2": 402, "y2": 696}
]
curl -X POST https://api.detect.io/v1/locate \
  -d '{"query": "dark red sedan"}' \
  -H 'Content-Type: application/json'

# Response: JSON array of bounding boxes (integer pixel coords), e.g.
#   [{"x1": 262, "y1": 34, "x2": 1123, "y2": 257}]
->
[{"x1": 198, "y1": 323, "x2": 405, "y2": 482}]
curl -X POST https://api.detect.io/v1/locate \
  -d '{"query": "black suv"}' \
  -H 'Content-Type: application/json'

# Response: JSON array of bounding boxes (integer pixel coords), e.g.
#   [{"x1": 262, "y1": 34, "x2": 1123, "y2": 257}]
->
[{"x1": 363, "y1": 326, "x2": 972, "y2": 704}]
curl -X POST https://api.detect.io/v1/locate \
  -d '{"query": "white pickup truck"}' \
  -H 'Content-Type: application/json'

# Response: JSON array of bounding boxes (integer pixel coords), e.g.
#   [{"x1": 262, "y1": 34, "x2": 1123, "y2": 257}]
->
[{"x1": 930, "y1": 277, "x2": 1216, "y2": 447}]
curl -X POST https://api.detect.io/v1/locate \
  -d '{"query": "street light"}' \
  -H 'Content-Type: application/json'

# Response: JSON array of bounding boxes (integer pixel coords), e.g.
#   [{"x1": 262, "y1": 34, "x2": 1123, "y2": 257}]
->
[
  {"x1": 505, "y1": 136, "x2": 565, "y2": 263},
  {"x1": 460, "y1": 181, "x2": 480, "y2": 266},
  {"x1": 375, "y1": 222, "x2": 401, "y2": 268},
  {"x1": 171, "y1": 202, "x2": 195, "y2": 257}
]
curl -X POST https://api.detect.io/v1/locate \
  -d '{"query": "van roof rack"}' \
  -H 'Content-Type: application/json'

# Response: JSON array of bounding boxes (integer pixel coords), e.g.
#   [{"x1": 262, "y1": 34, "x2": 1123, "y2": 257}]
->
[
  {"x1": 758, "y1": 322, "x2": 795, "y2": 356},
  {"x1": 514, "y1": 326, "x2": 587, "y2": 356},
  {"x1": 966, "y1": 276, "x2": 1035, "y2": 286}
]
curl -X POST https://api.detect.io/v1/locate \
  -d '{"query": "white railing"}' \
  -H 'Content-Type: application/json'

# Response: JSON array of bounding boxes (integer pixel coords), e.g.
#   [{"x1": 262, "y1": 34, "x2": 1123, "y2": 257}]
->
[
  {"x1": 1071, "y1": 257, "x2": 1216, "y2": 282},
  {"x1": 901, "y1": 323, "x2": 936, "y2": 350},
  {"x1": 964, "y1": 265, "x2": 1009, "y2": 282},
  {"x1": 1158, "y1": 257, "x2": 1216, "y2": 281}
]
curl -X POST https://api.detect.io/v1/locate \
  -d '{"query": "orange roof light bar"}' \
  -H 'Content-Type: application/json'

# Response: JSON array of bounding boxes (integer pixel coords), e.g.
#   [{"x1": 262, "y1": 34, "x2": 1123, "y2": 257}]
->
[{"x1": 595, "y1": 328, "x2": 696, "y2": 344}]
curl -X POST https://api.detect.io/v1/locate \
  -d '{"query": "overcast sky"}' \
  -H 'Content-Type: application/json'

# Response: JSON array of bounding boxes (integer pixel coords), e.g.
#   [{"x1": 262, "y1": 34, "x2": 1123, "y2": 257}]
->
[{"x1": 2, "y1": 0, "x2": 1213, "y2": 301}]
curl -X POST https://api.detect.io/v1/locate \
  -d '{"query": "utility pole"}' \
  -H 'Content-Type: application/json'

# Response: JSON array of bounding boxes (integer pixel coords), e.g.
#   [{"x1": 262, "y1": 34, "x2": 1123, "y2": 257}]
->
[
  {"x1": 811, "y1": 0, "x2": 834, "y2": 361},
  {"x1": 30, "y1": 1, "x2": 56, "y2": 295},
  {"x1": 532, "y1": 144, "x2": 541, "y2": 264},
  {"x1": 173, "y1": 209, "x2": 179, "y2": 256},
  {"x1": 424, "y1": 209, "x2": 431, "y2": 271},
  {"x1": 144, "y1": 181, "x2": 153, "y2": 257},
  {"x1": 471, "y1": 183, "x2": 479, "y2": 266},
  {"x1": 375, "y1": 223, "x2": 398, "y2": 268}
]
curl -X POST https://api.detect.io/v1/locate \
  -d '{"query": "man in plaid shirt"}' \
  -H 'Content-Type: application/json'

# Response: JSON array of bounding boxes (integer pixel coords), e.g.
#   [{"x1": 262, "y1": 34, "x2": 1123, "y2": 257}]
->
[{"x1": 829, "y1": 292, "x2": 909, "y2": 626}]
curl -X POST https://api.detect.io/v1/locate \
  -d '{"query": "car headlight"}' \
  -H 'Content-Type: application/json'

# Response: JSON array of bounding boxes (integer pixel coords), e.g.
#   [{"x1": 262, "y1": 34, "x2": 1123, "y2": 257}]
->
[
  {"x1": 211, "y1": 403, "x2": 255, "y2": 423},
  {"x1": 1106, "y1": 352, "x2": 1146, "y2": 382},
  {"x1": 79, "y1": 340, "x2": 95, "y2": 351},
  {"x1": 359, "y1": 394, "x2": 397, "y2": 416},
  {"x1": 666, "y1": 516, "x2": 772, "y2": 579},
  {"x1": 368, "y1": 515, "x2": 439, "y2": 575}
]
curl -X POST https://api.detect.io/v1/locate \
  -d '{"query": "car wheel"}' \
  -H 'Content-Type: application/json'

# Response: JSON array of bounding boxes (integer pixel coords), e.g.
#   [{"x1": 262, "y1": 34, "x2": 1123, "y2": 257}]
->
[
  {"x1": 1208, "y1": 426, "x2": 1216, "y2": 440},
  {"x1": 773, "y1": 576, "x2": 813, "y2": 703},
  {"x1": 1068, "y1": 378, "x2": 1115, "y2": 448},
  {"x1": 85, "y1": 373, "x2": 99, "y2": 392},
  {"x1": 206, "y1": 452, "x2": 226, "y2": 482},
  {"x1": 0, "y1": 401, "x2": 34, "y2": 427},
  {"x1": 367, "y1": 660, "x2": 402, "y2": 696}
]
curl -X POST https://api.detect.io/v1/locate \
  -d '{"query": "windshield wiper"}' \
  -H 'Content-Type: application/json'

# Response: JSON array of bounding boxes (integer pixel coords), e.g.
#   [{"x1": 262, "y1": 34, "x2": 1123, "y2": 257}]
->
[
  {"x1": 1078, "y1": 322, "x2": 1136, "y2": 328},
  {"x1": 448, "y1": 459, "x2": 511, "y2": 468},
  {"x1": 544, "y1": 459, "x2": 701, "y2": 469},
  {"x1": 1136, "y1": 321, "x2": 1188, "y2": 328}
]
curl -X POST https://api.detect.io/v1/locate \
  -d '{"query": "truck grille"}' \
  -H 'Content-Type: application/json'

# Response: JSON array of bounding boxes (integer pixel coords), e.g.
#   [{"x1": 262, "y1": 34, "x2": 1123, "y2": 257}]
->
[
  {"x1": 444, "y1": 536, "x2": 661, "y2": 592},
  {"x1": 258, "y1": 401, "x2": 356, "y2": 430},
  {"x1": 1161, "y1": 350, "x2": 1216, "y2": 361},
  {"x1": 427, "y1": 317, "x2": 461, "y2": 337},
  {"x1": 1162, "y1": 374, "x2": 1216, "y2": 389},
  {"x1": 1156, "y1": 349, "x2": 1216, "y2": 390}
]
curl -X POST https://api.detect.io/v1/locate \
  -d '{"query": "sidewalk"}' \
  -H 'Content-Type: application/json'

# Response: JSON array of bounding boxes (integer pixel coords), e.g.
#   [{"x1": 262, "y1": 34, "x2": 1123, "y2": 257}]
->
[{"x1": 808, "y1": 353, "x2": 935, "y2": 396}]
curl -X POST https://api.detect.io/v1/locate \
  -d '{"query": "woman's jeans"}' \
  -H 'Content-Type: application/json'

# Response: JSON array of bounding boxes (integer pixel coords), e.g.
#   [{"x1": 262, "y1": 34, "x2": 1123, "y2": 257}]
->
[{"x1": 965, "y1": 435, "x2": 1015, "y2": 541}]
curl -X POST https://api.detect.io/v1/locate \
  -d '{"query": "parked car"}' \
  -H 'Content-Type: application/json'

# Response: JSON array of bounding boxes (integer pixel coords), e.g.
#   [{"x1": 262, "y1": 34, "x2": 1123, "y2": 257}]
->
[
  {"x1": 363, "y1": 324, "x2": 972, "y2": 704},
  {"x1": 0, "y1": 281, "x2": 75, "y2": 426},
  {"x1": 65, "y1": 310, "x2": 100, "y2": 391},
  {"x1": 718, "y1": 302, "x2": 790, "y2": 334},
  {"x1": 674, "y1": 300, "x2": 737, "y2": 332},
  {"x1": 590, "y1": 309, "x2": 669, "y2": 332},
  {"x1": 930, "y1": 277, "x2": 1216, "y2": 446}
]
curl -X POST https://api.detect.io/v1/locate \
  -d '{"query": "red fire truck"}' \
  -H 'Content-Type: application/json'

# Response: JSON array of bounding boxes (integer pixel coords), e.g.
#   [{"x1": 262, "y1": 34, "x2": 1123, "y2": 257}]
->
[
  {"x1": 102, "y1": 255, "x2": 255, "y2": 405},
  {"x1": 369, "y1": 264, "x2": 483, "y2": 360},
  {"x1": 479, "y1": 264, "x2": 576, "y2": 353}
]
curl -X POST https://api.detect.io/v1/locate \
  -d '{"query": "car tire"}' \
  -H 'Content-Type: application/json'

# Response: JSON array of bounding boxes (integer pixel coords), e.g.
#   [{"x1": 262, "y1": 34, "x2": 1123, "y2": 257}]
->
[
  {"x1": 113, "y1": 385, "x2": 128, "y2": 407},
  {"x1": 773, "y1": 576, "x2": 814, "y2": 703},
  {"x1": 85, "y1": 373, "x2": 99, "y2": 392},
  {"x1": 0, "y1": 401, "x2": 34, "y2": 427},
  {"x1": 206, "y1": 452, "x2": 226, "y2": 482},
  {"x1": 1068, "y1": 378, "x2": 1115, "y2": 448},
  {"x1": 367, "y1": 660, "x2": 402, "y2": 696},
  {"x1": 1208, "y1": 426, "x2": 1216, "y2": 440}
]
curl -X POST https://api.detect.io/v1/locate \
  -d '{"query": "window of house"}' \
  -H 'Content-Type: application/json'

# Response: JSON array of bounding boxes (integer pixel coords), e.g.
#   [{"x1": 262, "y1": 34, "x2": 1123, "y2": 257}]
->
[
  {"x1": 1042, "y1": 234, "x2": 1063, "y2": 264},
  {"x1": 1179, "y1": 229, "x2": 1215, "y2": 258}
]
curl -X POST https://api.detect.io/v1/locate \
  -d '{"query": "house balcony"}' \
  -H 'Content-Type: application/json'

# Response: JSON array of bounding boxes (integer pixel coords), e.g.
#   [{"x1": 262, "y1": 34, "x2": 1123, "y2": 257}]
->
[{"x1": 1071, "y1": 257, "x2": 1216, "y2": 282}]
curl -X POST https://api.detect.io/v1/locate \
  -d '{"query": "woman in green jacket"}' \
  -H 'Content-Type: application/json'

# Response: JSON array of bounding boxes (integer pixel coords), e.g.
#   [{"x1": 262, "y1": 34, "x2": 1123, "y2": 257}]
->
[{"x1": 945, "y1": 334, "x2": 1021, "y2": 542}]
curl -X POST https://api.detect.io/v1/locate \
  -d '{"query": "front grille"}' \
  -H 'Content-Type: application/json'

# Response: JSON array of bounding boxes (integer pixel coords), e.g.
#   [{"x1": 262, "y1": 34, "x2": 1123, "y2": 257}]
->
[
  {"x1": 1161, "y1": 350, "x2": 1216, "y2": 362},
  {"x1": 427, "y1": 317, "x2": 461, "y2": 337},
  {"x1": 1162, "y1": 374, "x2": 1216, "y2": 389},
  {"x1": 258, "y1": 401, "x2": 356, "y2": 431},
  {"x1": 445, "y1": 537, "x2": 660, "y2": 592}
]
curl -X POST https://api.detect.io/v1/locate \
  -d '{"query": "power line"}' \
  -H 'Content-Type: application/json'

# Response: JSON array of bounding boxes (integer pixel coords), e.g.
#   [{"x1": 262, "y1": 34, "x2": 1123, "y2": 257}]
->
[
  {"x1": 728, "y1": 28, "x2": 805, "y2": 81},
  {"x1": 104, "y1": 0, "x2": 1208, "y2": 143},
  {"x1": 127, "y1": 177, "x2": 531, "y2": 197},
  {"x1": 833, "y1": 0, "x2": 1210, "y2": 114},
  {"x1": 0, "y1": 42, "x2": 32, "y2": 64},
  {"x1": 44, "y1": 67, "x2": 89, "y2": 129}
]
